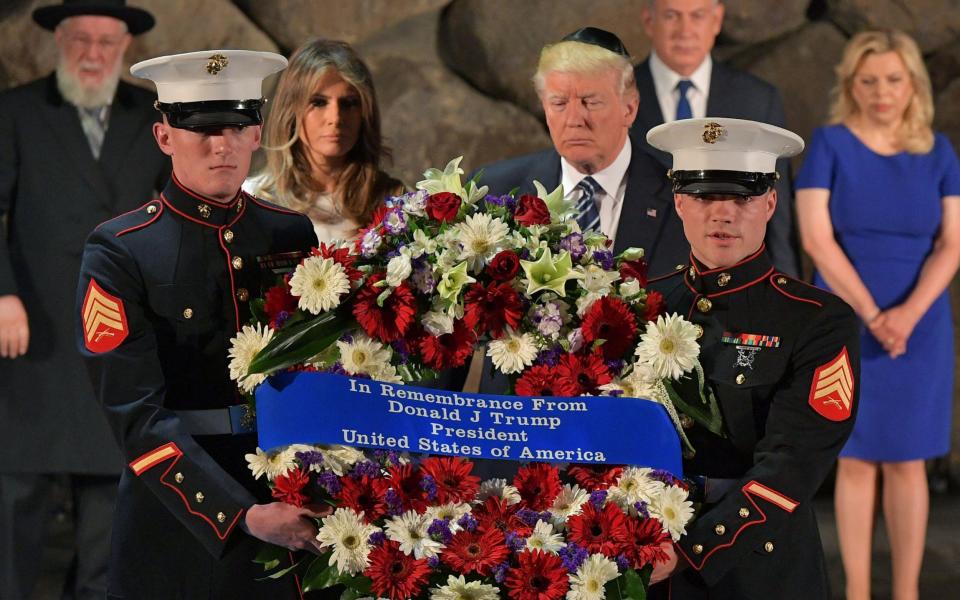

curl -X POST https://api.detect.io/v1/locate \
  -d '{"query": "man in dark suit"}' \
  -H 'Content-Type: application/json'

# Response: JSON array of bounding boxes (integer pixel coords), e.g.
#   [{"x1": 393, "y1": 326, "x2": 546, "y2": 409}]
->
[
  {"x1": 0, "y1": 2, "x2": 168, "y2": 598},
  {"x1": 632, "y1": 0, "x2": 800, "y2": 277}
]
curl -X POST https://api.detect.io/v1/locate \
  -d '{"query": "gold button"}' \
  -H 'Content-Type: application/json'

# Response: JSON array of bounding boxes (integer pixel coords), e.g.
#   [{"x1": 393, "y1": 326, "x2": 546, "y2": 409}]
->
[
  {"x1": 676, "y1": 264, "x2": 685, "y2": 271},
  {"x1": 236, "y1": 288, "x2": 249, "y2": 302},
  {"x1": 195, "y1": 492, "x2": 204, "y2": 503},
  {"x1": 232, "y1": 256, "x2": 243, "y2": 270},
  {"x1": 198, "y1": 204, "x2": 211, "y2": 219},
  {"x1": 739, "y1": 507, "x2": 750, "y2": 518},
  {"x1": 182, "y1": 308, "x2": 194, "y2": 319},
  {"x1": 694, "y1": 324, "x2": 704, "y2": 339},
  {"x1": 692, "y1": 544, "x2": 704, "y2": 555},
  {"x1": 237, "y1": 198, "x2": 244, "y2": 212},
  {"x1": 764, "y1": 541, "x2": 774, "y2": 553},
  {"x1": 146, "y1": 204, "x2": 158, "y2": 215},
  {"x1": 688, "y1": 267, "x2": 696, "y2": 279},
  {"x1": 736, "y1": 373, "x2": 745, "y2": 385},
  {"x1": 223, "y1": 229, "x2": 234, "y2": 243},
  {"x1": 714, "y1": 524, "x2": 726, "y2": 535},
  {"x1": 776, "y1": 276, "x2": 787, "y2": 285},
  {"x1": 697, "y1": 297, "x2": 712, "y2": 313},
  {"x1": 217, "y1": 512, "x2": 226, "y2": 523},
  {"x1": 717, "y1": 272, "x2": 731, "y2": 287},
  {"x1": 679, "y1": 414, "x2": 694, "y2": 430},
  {"x1": 174, "y1": 472, "x2": 184, "y2": 483}
]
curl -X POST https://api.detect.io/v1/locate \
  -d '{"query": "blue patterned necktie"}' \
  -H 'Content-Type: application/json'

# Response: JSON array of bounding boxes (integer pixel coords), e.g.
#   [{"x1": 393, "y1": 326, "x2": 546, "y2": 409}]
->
[
  {"x1": 575, "y1": 176, "x2": 603, "y2": 232},
  {"x1": 676, "y1": 79, "x2": 693, "y2": 120}
]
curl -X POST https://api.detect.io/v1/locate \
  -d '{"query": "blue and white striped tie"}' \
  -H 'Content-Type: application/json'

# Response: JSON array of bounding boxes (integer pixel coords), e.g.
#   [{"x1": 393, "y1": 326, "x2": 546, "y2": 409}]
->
[{"x1": 575, "y1": 176, "x2": 603, "y2": 232}]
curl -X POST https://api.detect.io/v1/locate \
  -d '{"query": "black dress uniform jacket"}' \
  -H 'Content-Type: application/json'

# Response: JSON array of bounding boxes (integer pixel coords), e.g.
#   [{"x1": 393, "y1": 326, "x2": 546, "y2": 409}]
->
[
  {"x1": 649, "y1": 246, "x2": 859, "y2": 600},
  {"x1": 76, "y1": 175, "x2": 316, "y2": 598}
]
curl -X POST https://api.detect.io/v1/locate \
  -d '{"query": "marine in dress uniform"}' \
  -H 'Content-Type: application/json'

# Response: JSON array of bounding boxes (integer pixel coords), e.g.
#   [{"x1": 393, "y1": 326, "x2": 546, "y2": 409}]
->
[
  {"x1": 75, "y1": 50, "x2": 319, "y2": 598},
  {"x1": 645, "y1": 119, "x2": 860, "y2": 599}
]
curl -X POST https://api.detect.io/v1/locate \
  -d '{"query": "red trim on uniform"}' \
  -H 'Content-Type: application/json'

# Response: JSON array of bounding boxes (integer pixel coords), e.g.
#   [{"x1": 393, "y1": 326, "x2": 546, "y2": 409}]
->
[
  {"x1": 218, "y1": 217, "x2": 245, "y2": 333},
  {"x1": 647, "y1": 267, "x2": 686, "y2": 284},
  {"x1": 289, "y1": 551, "x2": 305, "y2": 600},
  {"x1": 246, "y1": 193, "x2": 306, "y2": 216},
  {"x1": 94, "y1": 200, "x2": 160, "y2": 231},
  {"x1": 706, "y1": 267, "x2": 775, "y2": 298},
  {"x1": 129, "y1": 442, "x2": 182, "y2": 475},
  {"x1": 116, "y1": 203, "x2": 163, "y2": 237},
  {"x1": 676, "y1": 485, "x2": 769, "y2": 572},
  {"x1": 171, "y1": 172, "x2": 241, "y2": 208},
  {"x1": 691, "y1": 244, "x2": 766, "y2": 276},
  {"x1": 770, "y1": 275, "x2": 823, "y2": 308},
  {"x1": 157, "y1": 449, "x2": 243, "y2": 541},
  {"x1": 161, "y1": 193, "x2": 222, "y2": 228}
]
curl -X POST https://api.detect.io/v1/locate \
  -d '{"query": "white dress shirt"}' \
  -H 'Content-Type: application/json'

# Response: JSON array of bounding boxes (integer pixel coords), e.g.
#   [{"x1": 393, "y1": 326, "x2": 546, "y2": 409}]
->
[
  {"x1": 649, "y1": 51, "x2": 713, "y2": 122},
  {"x1": 560, "y1": 139, "x2": 632, "y2": 243}
]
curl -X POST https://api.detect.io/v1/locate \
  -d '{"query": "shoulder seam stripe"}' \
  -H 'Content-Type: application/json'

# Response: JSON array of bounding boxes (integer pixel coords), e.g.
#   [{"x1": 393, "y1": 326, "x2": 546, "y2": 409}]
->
[{"x1": 116, "y1": 203, "x2": 163, "y2": 237}]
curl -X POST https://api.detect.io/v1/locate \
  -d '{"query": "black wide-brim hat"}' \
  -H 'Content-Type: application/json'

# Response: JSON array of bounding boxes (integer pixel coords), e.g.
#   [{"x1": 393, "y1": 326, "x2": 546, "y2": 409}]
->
[{"x1": 33, "y1": 0, "x2": 155, "y2": 35}]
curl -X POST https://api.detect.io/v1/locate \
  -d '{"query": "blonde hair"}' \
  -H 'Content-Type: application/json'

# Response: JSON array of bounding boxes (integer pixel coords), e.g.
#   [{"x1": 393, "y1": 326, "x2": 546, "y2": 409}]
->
[
  {"x1": 257, "y1": 39, "x2": 401, "y2": 225},
  {"x1": 533, "y1": 41, "x2": 636, "y2": 99},
  {"x1": 828, "y1": 29, "x2": 934, "y2": 154}
]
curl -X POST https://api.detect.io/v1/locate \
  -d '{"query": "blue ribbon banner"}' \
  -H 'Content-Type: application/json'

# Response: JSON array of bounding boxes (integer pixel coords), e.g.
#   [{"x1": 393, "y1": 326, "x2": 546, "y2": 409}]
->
[{"x1": 256, "y1": 371, "x2": 681, "y2": 475}]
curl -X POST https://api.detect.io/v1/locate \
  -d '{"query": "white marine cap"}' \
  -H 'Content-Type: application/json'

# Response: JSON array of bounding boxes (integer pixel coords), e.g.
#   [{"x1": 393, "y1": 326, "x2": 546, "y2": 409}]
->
[
  {"x1": 646, "y1": 117, "x2": 804, "y2": 196},
  {"x1": 130, "y1": 49, "x2": 287, "y2": 130}
]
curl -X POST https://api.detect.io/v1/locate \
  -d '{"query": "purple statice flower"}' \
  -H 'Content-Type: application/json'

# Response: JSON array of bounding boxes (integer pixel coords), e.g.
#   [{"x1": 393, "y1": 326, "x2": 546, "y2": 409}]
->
[
  {"x1": 390, "y1": 339, "x2": 413, "y2": 363},
  {"x1": 295, "y1": 450, "x2": 324, "y2": 470},
  {"x1": 589, "y1": 490, "x2": 608, "y2": 508},
  {"x1": 383, "y1": 208, "x2": 408, "y2": 234},
  {"x1": 535, "y1": 346, "x2": 563, "y2": 367},
  {"x1": 328, "y1": 362, "x2": 349, "y2": 377},
  {"x1": 274, "y1": 310, "x2": 292, "y2": 328},
  {"x1": 351, "y1": 460, "x2": 380, "y2": 480},
  {"x1": 592, "y1": 249, "x2": 615, "y2": 270},
  {"x1": 427, "y1": 555, "x2": 441, "y2": 569},
  {"x1": 411, "y1": 265, "x2": 436, "y2": 295},
  {"x1": 567, "y1": 328, "x2": 585, "y2": 353},
  {"x1": 420, "y1": 475, "x2": 438, "y2": 502},
  {"x1": 373, "y1": 449, "x2": 401, "y2": 467},
  {"x1": 505, "y1": 530, "x2": 527, "y2": 552},
  {"x1": 384, "y1": 489, "x2": 404, "y2": 516},
  {"x1": 483, "y1": 194, "x2": 510, "y2": 207},
  {"x1": 559, "y1": 542, "x2": 589, "y2": 573},
  {"x1": 493, "y1": 561, "x2": 511, "y2": 584},
  {"x1": 615, "y1": 554, "x2": 631, "y2": 571},
  {"x1": 560, "y1": 232, "x2": 587, "y2": 261},
  {"x1": 402, "y1": 189, "x2": 429, "y2": 215},
  {"x1": 456, "y1": 513, "x2": 478, "y2": 532},
  {"x1": 532, "y1": 302, "x2": 564, "y2": 339},
  {"x1": 605, "y1": 359, "x2": 625, "y2": 375},
  {"x1": 517, "y1": 248, "x2": 531, "y2": 260},
  {"x1": 634, "y1": 501, "x2": 650, "y2": 519},
  {"x1": 427, "y1": 519, "x2": 454, "y2": 544},
  {"x1": 368, "y1": 531, "x2": 387, "y2": 547},
  {"x1": 317, "y1": 471, "x2": 341, "y2": 495},
  {"x1": 516, "y1": 508, "x2": 552, "y2": 527},
  {"x1": 338, "y1": 332, "x2": 354, "y2": 344},
  {"x1": 650, "y1": 469, "x2": 678, "y2": 486},
  {"x1": 360, "y1": 229, "x2": 382, "y2": 257}
]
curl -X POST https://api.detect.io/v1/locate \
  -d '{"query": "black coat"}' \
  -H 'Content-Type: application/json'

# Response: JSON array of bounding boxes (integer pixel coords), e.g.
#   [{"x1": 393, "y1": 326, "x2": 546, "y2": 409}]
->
[
  {"x1": 76, "y1": 177, "x2": 317, "y2": 598},
  {"x1": 631, "y1": 58, "x2": 801, "y2": 277},
  {"x1": 649, "y1": 248, "x2": 858, "y2": 599},
  {"x1": 0, "y1": 75, "x2": 169, "y2": 474}
]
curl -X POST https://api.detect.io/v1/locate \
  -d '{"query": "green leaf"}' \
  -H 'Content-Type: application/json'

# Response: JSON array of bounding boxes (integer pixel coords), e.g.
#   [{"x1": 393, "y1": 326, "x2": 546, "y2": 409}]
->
[
  {"x1": 252, "y1": 543, "x2": 287, "y2": 572},
  {"x1": 256, "y1": 557, "x2": 304, "y2": 581},
  {"x1": 622, "y1": 568, "x2": 649, "y2": 600},
  {"x1": 248, "y1": 306, "x2": 353, "y2": 374},
  {"x1": 664, "y1": 374, "x2": 724, "y2": 438}
]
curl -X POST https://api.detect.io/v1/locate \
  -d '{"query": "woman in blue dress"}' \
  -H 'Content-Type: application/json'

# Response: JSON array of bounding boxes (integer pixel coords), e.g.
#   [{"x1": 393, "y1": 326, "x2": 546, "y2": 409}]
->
[{"x1": 796, "y1": 30, "x2": 960, "y2": 600}]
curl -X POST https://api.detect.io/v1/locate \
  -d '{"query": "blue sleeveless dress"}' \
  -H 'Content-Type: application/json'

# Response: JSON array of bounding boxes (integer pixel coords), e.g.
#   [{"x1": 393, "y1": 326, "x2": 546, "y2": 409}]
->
[{"x1": 796, "y1": 125, "x2": 960, "y2": 461}]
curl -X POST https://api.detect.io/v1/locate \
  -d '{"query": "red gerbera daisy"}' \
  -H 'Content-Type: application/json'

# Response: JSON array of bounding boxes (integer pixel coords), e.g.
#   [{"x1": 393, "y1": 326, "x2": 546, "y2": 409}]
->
[
  {"x1": 353, "y1": 275, "x2": 417, "y2": 343},
  {"x1": 581, "y1": 296, "x2": 637, "y2": 360},
  {"x1": 514, "y1": 365, "x2": 563, "y2": 397},
  {"x1": 513, "y1": 463, "x2": 562, "y2": 511},
  {"x1": 505, "y1": 550, "x2": 569, "y2": 600},
  {"x1": 555, "y1": 352, "x2": 612, "y2": 396},
  {"x1": 353, "y1": 203, "x2": 391, "y2": 254},
  {"x1": 419, "y1": 456, "x2": 480, "y2": 504},
  {"x1": 463, "y1": 281, "x2": 523, "y2": 338},
  {"x1": 566, "y1": 501, "x2": 630, "y2": 557},
  {"x1": 312, "y1": 241, "x2": 363, "y2": 282},
  {"x1": 418, "y1": 318, "x2": 477, "y2": 370},
  {"x1": 622, "y1": 516, "x2": 671, "y2": 569},
  {"x1": 374, "y1": 462, "x2": 429, "y2": 513},
  {"x1": 643, "y1": 290, "x2": 666, "y2": 321},
  {"x1": 566, "y1": 464, "x2": 624, "y2": 491},
  {"x1": 442, "y1": 527, "x2": 510, "y2": 576},
  {"x1": 338, "y1": 475, "x2": 388, "y2": 522},
  {"x1": 271, "y1": 468, "x2": 309, "y2": 507},
  {"x1": 474, "y1": 496, "x2": 533, "y2": 537},
  {"x1": 364, "y1": 540, "x2": 432, "y2": 600},
  {"x1": 263, "y1": 281, "x2": 297, "y2": 328}
]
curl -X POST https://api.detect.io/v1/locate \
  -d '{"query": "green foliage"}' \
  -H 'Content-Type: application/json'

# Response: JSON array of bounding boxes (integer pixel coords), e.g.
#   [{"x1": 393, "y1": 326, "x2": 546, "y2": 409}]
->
[{"x1": 248, "y1": 306, "x2": 352, "y2": 375}]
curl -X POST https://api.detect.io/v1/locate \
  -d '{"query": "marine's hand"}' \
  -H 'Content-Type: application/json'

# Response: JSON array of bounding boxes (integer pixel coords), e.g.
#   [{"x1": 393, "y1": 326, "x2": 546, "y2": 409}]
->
[
  {"x1": 0, "y1": 295, "x2": 29, "y2": 358},
  {"x1": 245, "y1": 502, "x2": 326, "y2": 554},
  {"x1": 650, "y1": 542, "x2": 678, "y2": 584}
]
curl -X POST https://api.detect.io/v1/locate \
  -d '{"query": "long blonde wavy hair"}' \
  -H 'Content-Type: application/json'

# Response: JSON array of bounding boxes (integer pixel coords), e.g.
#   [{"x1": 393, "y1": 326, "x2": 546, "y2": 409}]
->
[
  {"x1": 828, "y1": 29, "x2": 934, "y2": 154},
  {"x1": 256, "y1": 39, "x2": 401, "y2": 224}
]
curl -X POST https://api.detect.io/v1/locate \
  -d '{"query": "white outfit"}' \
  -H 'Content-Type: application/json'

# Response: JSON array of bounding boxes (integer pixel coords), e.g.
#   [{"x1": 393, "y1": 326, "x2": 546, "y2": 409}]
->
[{"x1": 243, "y1": 174, "x2": 359, "y2": 244}]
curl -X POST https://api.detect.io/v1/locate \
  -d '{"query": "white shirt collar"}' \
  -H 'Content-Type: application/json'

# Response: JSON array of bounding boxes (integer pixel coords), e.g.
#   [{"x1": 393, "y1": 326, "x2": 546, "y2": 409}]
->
[
  {"x1": 649, "y1": 51, "x2": 713, "y2": 119},
  {"x1": 560, "y1": 137, "x2": 632, "y2": 200}
]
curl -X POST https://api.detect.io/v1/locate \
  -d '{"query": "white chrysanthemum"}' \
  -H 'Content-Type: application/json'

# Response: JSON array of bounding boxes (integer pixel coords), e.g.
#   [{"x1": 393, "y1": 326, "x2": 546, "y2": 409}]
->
[
  {"x1": 431, "y1": 574, "x2": 500, "y2": 600},
  {"x1": 289, "y1": 255, "x2": 350, "y2": 314},
  {"x1": 487, "y1": 327, "x2": 538, "y2": 375},
  {"x1": 385, "y1": 510, "x2": 444, "y2": 559},
  {"x1": 550, "y1": 484, "x2": 589, "y2": 529},
  {"x1": 321, "y1": 445, "x2": 368, "y2": 476},
  {"x1": 228, "y1": 323, "x2": 274, "y2": 393},
  {"x1": 524, "y1": 520, "x2": 565, "y2": 554},
  {"x1": 474, "y1": 479, "x2": 522, "y2": 506},
  {"x1": 370, "y1": 363, "x2": 403, "y2": 384},
  {"x1": 385, "y1": 253, "x2": 413, "y2": 287},
  {"x1": 648, "y1": 484, "x2": 695, "y2": 542},
  {"x1": 608, "y1": 467, "x2": 666, "y2": 511},
  {"x1": 337, "y1": 335, "x2": 393, "y2": 376},
  {"x1": 316, "y1": 508, "x2": 378, "y2": 575},
  {"x1": 634, "y1": 313, "x2": 701, "y2": 380},
  {"x1": 423, "y1": 310, "x2": 455, "y2": 336},
  {"x1": 567, "y1": 554, "x2": 620, "y2": 600},
  {"x1": 244, "y1": 446, "x2": 298, "y2": 481},
  {"x1": 424, "y1": 502, "x2": 473, "y2": 532},
  {"x1": 456, "y1": 213, "x2": 510, "y2": 273}
]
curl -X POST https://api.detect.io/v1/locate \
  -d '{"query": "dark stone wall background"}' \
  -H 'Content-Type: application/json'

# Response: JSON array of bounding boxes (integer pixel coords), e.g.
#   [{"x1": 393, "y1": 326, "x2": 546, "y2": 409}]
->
[{"x1": 2, "y1": 0, "x2": 959, "y2": 475}]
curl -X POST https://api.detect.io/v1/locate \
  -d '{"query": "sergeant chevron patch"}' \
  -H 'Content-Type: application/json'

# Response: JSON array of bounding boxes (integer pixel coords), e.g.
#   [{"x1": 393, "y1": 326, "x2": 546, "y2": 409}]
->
[
  {"x1": 808, "y1": 346, "x2": 854, "y2": 421},
  {"x1": 82, "y1": 278, "x2": 128, "y2": 353}
]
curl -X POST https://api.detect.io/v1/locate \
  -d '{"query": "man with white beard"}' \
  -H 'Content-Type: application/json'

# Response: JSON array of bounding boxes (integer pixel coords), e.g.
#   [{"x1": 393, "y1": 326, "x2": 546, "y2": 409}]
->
[{"x1": 0, "y1": 2, "x2": 168, "y2": 598}]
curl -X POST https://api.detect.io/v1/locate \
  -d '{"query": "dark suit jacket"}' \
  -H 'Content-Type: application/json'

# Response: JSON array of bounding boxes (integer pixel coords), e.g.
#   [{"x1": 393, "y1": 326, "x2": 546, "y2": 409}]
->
[
  {"x1": 631, "y1": 58, "x2": 801, "y2": 277},
  {"x1": 0, "y1": 74, "x2": 170, "y2": 474}
]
